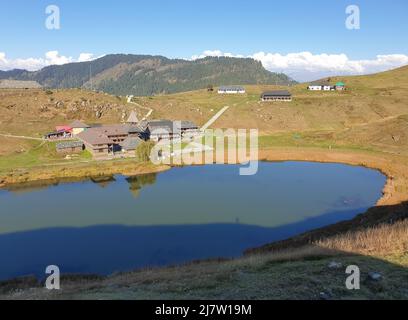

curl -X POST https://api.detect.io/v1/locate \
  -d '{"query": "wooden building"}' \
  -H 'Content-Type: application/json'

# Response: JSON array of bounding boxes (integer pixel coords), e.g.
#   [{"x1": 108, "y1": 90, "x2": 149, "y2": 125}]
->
[
  {"x1": 77, "y1": 130, "x2": 115, "y2": 157},
  {"x1": 56, "y1": 141, "x2": 84, "y2": 154},
  {"x1": 147, "y1": 120, "x2": 182, "y2": 142},
  {"x1": 174, "y1": 121, "x2": 200, "y2": 139},
  {"x1": 261, "y1": 90, "x2": 292, "y2": 102},
  {"x1": 77, "y1": 123, "x2": 146, "y2": 157},
  {"x1": 120, "y1": 137, "x2": 143, "y2": 153}
]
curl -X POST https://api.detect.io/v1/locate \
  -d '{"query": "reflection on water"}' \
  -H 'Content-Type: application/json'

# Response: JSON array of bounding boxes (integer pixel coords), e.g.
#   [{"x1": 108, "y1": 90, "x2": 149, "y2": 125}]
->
[
  {"x1": 0, "y1": 162, "x2": 386, "y2": 280},
  {"x1": 126, "y1": 174, "x2": 157, "y2": 198},
  {"x1": 90, "y1": 176, "x2": 117, "y2": 189}
]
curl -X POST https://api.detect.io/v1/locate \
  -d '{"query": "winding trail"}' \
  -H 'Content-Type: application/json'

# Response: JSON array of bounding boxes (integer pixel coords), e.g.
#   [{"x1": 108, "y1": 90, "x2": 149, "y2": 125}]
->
[
  {"x1": 127, "y1": 96, "x2": 153, "y2": 121},
  {"x1": 0, "y1": 133, "x2": 44, "y2": 141}
]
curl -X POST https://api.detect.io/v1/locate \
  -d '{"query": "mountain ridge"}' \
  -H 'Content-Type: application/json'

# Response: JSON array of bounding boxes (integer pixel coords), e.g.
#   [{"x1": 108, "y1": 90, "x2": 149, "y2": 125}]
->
[{"x1": 0, "y1": 54, "x2": 295, "y2": 96}]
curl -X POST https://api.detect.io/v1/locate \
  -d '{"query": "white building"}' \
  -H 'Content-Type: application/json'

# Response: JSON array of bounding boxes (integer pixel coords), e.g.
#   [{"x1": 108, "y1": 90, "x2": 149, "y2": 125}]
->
[
  {"x1": 322, "y1": 85, "x2": 333, "y2": 91},
  {"x1": 307, "y1": 81, "x2": 335, "y2": 91},
  {"x1": 308, "y1": 85, "x2": 323, "y2": 91},
  {"x1": 218, "y1": 86, "x2": 246, "y2": 94}
]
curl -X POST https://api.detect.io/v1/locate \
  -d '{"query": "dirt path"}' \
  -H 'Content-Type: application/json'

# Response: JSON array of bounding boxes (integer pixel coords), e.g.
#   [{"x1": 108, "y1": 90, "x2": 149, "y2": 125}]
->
[
  {"x1": 200, "y1": 106, "x2": 229, "y2": 131},
  {"x1": 0, "y1": 133, "x2": 44, "y2": 141},
  {"x1": 127, "y1": 95, "x2": 153, "y2": 121}
]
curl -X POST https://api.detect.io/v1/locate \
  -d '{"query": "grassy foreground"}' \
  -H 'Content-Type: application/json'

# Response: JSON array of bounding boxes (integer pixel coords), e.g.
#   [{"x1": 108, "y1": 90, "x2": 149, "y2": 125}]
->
[{"x1": 2, "y1": 221, "x2": 407, "y2": 300}]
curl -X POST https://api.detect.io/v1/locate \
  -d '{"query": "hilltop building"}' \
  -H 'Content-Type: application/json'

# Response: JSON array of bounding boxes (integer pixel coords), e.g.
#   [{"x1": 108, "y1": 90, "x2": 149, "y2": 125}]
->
[
  {"x1": 261, "y1": 90, "x2": 292, "y2": 102},
  {"x1": 218, "y1": 86, "x2": 246, "y2": 94},
  {"x1": 307, "y1": 80, "x2": 346, "y2": 91},
  {"x1": 307, "y1": 80, "x2": 335, "y2": 91},
  {"x1": 335, "y1": 82, "x2": 346, "y2": 91}
]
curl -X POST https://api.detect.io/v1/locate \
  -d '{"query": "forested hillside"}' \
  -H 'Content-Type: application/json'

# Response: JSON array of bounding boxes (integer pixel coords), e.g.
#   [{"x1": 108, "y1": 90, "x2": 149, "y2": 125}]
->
[{"x1": 0, "y1": 54, "x2": 295, "y2": 96}]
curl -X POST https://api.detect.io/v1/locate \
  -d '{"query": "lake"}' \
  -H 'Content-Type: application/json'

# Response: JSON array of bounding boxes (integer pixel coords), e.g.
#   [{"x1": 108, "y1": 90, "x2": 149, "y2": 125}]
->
[{"x1": 0, "y1": 162, "x2": 386, "y2": 280}]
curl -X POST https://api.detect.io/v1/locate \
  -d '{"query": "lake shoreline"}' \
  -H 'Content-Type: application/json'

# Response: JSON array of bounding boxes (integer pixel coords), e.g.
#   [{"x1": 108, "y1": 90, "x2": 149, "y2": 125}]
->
[
  {"x1": 0, "y1": 147, "x2": 407, "y2": 297},
  {"x1": 0, "y1": 149, "x2": 406, "y2": 242},
  {"x1": 1, "y1": 147, "x2": 406, "y2": 207}
]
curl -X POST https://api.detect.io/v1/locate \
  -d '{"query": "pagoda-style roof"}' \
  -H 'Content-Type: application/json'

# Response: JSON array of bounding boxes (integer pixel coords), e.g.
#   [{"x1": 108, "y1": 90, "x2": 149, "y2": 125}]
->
[{"x1": 126, "y1": 111, "x2": 139, "y2": 124}]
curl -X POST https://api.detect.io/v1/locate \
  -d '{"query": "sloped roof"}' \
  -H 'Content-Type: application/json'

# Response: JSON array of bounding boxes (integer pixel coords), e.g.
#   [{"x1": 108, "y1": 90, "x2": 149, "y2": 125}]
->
[
  {"x1": 336, "y1": 82, "x2": 345, "y2": 86},
  {"x1": 120, "y1": 137, "x2": 143, "y2": 150},
  {"x1": 219, "y1": 86, "x2": 245, "y2": 91},
  {"x1": 77, "y1": 130, "x2": 114, "y2": 145},
  {"x1": 70, "y1": 120, "x2": 90, "y2": 128},
  {"x1": 56, "y1": 141, "x2": 84, "y2": 150},
  {"x1": 174, "y1": 120, "x2": 198, "y2": 130},
  {"x1": 127, "y1": 124, "x2": 144, "y2": 133},
  {"x1": 127, "y1": 111, "x2": 139, "y2": 124},
  {"x1": 309, "y1": 80, "x2": 332, "y2": 86},
  {"x1": 148, "y1": 120, "x2": 177, "y2": 133},
  {"x1": 261, "y1": 90, "x2": 292, "y2": 97},
  {"x1": 93, "y1": 125, "x2": 129, "y2": 136}
]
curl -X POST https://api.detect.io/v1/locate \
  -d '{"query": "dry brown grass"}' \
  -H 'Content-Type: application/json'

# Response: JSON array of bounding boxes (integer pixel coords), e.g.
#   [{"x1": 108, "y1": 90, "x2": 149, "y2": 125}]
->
[
  {"x1": 316, "y1": 220, "x2": 408, "y2": 258},
  {"x1": 0, "y1": 88, "x2": 133, "y2": 138}
]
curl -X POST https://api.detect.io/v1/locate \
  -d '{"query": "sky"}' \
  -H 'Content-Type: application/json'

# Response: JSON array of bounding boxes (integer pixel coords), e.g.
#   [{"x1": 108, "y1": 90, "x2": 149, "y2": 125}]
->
[{"x1": 0, "y1": 0, "x2": 407, "y2": 81}]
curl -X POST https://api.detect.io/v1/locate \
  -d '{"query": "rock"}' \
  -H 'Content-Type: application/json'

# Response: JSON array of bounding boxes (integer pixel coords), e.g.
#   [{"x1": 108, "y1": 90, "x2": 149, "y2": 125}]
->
[
  {"x1": 328, "y1": 261, "x2": 343, "y2": 269},
  {"x1": 39, "y1": 105, "x2": 49, "y2": 112},
  {"x1": 55, "y1": 101, "x2": 65, "y2": 108},
  {"x1": 367, "y1": 272, "x2": 383, "y2": 282}
]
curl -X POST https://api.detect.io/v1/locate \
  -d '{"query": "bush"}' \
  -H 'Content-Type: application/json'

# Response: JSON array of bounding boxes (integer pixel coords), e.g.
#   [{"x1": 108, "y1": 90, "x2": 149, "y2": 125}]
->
[{"x1": 136, "y1": 141, "x2": 155, "y2": 162}]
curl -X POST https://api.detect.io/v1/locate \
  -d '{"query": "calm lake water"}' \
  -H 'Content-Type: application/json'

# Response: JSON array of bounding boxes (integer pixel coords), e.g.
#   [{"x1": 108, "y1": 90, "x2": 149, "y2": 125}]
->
[{"x1": 0, "y1": 162, "x2": 386, "y2": 280}]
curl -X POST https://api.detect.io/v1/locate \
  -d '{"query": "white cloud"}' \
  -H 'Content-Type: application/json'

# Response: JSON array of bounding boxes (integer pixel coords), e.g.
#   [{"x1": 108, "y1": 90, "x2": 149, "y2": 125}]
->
[
  {"x1": 191, "y1": 50, "x2": 408, "y2": 81},
  {"x1": 0, "y1": 51, "x2": 98, "y2": 71},
  {"x1": 190, "y1": 50, "x2": 244, "y2": 60},
  {"x1": 77, "y1": 53, "x2": 95, "y2": 62},
  {"x1": 1, "y1": 50, "x2": 407, "y2": 82},
  {"x1": 44, "y1": 51, "x2": 74, "y2": 65}
]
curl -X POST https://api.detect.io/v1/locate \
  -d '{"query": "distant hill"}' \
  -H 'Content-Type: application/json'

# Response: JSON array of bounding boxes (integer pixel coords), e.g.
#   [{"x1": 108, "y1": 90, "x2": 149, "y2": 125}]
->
[
  {"x1": 0, "y1": 54, "x2": 295, "y2": 96},
  {"x1": 0, "y1": 79, "x2": 42, "y2": 89}
]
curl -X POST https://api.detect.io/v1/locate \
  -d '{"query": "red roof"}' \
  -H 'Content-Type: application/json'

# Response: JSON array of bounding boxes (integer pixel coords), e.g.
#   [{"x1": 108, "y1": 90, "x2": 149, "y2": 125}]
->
[{"x1": 56, "y1": 125, "x2": 72, "y2": 133}]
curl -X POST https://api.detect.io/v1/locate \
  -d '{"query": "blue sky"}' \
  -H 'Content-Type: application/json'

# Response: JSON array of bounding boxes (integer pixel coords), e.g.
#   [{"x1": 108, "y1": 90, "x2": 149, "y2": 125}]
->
[{"x1": 1, "y1": 0, "x2": 407, "y2": 80}]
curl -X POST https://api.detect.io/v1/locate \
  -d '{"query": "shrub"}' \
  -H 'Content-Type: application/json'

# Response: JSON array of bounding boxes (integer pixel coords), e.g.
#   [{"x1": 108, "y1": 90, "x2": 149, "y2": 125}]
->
[{"x1": 136, "y1": 141, "x2": 155, "y2": 162}]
